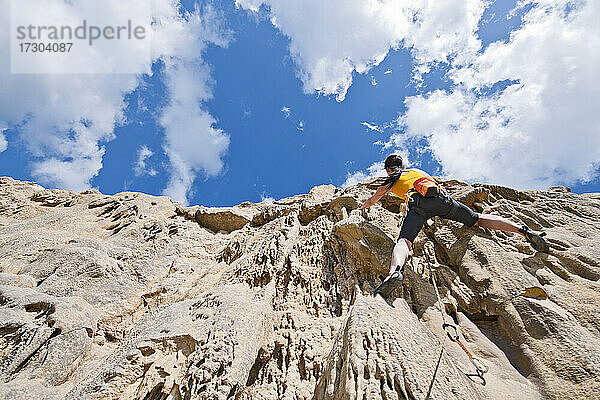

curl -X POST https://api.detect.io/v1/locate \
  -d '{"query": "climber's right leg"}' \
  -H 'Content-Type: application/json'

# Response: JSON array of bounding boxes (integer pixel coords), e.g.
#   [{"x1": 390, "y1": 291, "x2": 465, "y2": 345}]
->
[
  {"x1": 390, "y1": 238, "x2": 411, "y2": 275},
  {"x1": 374, "y1": 239, "x2": 418, "y2": 296},
  {"x1": 386, "y1": 208, "x2": 424, "y2": 279},
  {"x1": 374, "y1": 207, "x2": 424, "y2": 296}
]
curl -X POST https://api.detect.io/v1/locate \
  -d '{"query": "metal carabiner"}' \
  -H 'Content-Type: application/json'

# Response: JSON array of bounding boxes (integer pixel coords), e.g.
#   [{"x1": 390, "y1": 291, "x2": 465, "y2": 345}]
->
[
  {"x1": 442, "y1": 322, "x2": 459, "y2": 342},
  {"x1": 471, "y1": 357, "x2": 489, "y2": 378}
]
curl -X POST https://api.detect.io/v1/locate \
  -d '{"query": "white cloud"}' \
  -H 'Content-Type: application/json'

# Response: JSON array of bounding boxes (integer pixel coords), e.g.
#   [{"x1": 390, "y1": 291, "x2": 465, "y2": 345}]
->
[
  {"x1": 395, "y1": 0, "x2": 600, "y2": 189},
  {"x1": 361, "y1": 122, "x2": 382, "y2": 133},
  {"x1": 343, "y1": 161, "x2": 384, "y2": 188},
  {"x1": 33, "y1": 157, "x2": 104, "y2": 191},
  {"x1": 8, "y1": 1, "x2": 153, "y2": 74},
  {"x1": 236, "y1": 0, "x2": 485, "y2": 101},
  {"x1": 281, "y1": 106, "x2": 291, "y2": 118},
  {"x1": 0, "y1": 71, "x2": 133, "y2": 190},
  {"x1": 0, "y1": 1, "x2": 231, "y2": 199},
  {"x1": 370, "y1": 76, "x2": 378, "y2": 86},
  {"x1": 134, "y1": 145, "x2": 157, "y2": 177},
  {"x1": 160, "y1": 60, "x2": 230, "y2": 204},
  {"x1": 158, "y1": 6, "x2": 232, "y2": 204},
  {"x1": 260, "y1": 192, "x2": 275, "y2": 203},
  {"x1": 0, "y1": 122, "x2": 7, "y2": 152},
  {"x1": 297, "y1": 121, "x2": 304, "y2": 131},
  {"x1": 384, "y1": 69, "x2": 393, "y2": 75},
  {"x1": 0, "y1": 1, "x2": 154, "y2": 190}
]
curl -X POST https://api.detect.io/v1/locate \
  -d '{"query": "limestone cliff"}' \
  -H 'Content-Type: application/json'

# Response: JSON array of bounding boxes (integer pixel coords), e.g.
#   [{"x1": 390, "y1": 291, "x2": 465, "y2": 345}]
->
[{"x1": 0, "y1": 176, "x2": 599, "y2": 400}]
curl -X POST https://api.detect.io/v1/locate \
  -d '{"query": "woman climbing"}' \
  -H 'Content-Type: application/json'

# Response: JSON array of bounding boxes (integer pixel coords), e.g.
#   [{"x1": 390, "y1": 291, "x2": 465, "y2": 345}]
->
[{"x1": 360, "y1": 154, "x2": 549, "y2": 295}]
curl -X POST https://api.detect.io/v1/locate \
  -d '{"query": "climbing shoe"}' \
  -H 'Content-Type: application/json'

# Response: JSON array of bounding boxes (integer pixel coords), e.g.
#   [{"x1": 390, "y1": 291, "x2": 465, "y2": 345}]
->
[
  {"x1": 374, "y1": 267, "x2": 404, "y2": 297},
  {"x1": 519, "y1": 225, "x2": 549, "y2": 253}
]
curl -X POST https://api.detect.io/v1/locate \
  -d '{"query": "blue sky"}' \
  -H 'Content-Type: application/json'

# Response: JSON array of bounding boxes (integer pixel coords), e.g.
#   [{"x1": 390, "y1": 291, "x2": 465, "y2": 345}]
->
[{"x1": 1, "y1": 0, "x2": 599, "y2": 206}]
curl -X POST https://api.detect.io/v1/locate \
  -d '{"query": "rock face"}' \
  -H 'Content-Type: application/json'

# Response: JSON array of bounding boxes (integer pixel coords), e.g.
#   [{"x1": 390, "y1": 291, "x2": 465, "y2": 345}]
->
[{"x1": 0, "y1": 176, "x2": 599, "y2": 399}]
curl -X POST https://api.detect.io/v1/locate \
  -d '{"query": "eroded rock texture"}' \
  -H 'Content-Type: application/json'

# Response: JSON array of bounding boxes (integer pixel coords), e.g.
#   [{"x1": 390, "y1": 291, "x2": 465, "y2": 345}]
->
[{"x1": 0, "y1": 176, "x2": 599, "y2": 399}]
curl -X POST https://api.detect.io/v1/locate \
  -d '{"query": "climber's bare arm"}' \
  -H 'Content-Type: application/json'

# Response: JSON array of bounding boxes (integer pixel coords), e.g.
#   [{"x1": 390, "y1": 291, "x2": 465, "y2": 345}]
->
[{"x1": 360, "y1": 186, "x2": 390, "y2": 210}]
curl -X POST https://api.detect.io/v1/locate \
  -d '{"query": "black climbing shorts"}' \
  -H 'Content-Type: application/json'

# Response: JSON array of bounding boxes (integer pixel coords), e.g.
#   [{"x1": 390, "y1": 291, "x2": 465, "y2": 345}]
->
[{"x1": 398, "y1": 192, "x2": 479, "y2": 243}]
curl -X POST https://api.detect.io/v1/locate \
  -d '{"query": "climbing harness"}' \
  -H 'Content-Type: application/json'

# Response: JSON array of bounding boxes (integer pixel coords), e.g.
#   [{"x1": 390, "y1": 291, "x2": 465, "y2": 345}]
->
[{"x1": 424, "y1": 263, "x2": 488, "y2": 397}]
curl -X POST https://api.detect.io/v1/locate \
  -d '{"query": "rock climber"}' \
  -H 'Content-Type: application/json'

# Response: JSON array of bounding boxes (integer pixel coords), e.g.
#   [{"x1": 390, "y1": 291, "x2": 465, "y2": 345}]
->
[{"x1": 359, "y1": 154, "x2": 549, "y2": 295}]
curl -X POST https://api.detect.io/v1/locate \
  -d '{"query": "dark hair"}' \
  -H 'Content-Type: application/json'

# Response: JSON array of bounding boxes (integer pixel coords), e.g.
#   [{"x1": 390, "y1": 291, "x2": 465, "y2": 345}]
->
[
  {"x1": 384, "y1": 154, "x2": 403, "y2": 170},
  {"x1": 367, "y1": 154, "x2": 405, "y2": 190}
]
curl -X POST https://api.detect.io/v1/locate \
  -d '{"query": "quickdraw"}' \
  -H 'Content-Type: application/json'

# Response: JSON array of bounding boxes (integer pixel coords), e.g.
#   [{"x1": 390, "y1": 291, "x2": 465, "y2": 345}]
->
[
  {"x1": 428, "y1": 264, "x2": 489, "y2": 381},
  {"x1": 442, "y1": 322, "x2": 489, "y2": 379}
]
